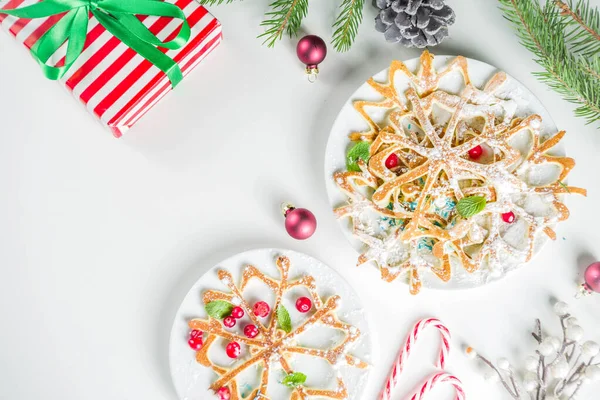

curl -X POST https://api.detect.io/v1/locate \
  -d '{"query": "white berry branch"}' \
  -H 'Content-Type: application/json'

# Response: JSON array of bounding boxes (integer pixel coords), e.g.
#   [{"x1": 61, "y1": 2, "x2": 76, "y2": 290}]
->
[{"x1": 466, "y1": 301, "x2": 600, "y2": 400}]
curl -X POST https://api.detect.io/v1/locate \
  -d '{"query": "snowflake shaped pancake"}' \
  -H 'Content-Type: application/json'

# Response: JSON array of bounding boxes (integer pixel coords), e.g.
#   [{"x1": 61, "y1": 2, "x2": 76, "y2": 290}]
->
[
  {"x1": 334, "y1": 52, "x2": 586, "y2": 294},
  {"x1": 189, "y1": 256, "x2": 368, "y2": 399}
]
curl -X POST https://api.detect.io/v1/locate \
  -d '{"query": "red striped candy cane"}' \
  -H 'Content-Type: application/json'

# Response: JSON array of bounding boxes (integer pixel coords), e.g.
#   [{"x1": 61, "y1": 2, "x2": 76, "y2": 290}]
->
[
  {"x1": 379, "y1": 318, "x2": 451, "y2": 400},
  {"x1": 409, "y1": 373, "x2": 465, "y2": 400}
]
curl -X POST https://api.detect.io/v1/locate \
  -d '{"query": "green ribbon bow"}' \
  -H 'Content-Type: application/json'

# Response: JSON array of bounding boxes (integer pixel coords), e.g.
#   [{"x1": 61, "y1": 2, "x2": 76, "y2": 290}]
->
[{"x1": 0, "y1": 0, "x2": 191, "y2": 87}]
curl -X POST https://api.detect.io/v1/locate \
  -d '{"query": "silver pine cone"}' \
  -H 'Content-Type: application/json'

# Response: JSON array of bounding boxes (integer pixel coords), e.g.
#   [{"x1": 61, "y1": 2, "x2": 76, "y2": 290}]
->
[{"x1": 374, "y1": 0, "x2": 455, "y2": 48}]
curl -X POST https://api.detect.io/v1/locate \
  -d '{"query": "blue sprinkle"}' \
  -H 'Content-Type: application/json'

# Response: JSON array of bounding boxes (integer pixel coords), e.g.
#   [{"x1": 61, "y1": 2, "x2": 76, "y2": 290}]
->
[
  {"x1": 562, "y1": 237, "x2": 566, "y2": 241},
  {"x1": 408, "y1": 123, "x2": 412, "y2": 129}
]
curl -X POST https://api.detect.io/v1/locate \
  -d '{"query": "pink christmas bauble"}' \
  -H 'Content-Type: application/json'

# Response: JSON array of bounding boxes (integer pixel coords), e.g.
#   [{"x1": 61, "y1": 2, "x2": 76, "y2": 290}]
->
[
  {"x1": 584, "y1": 262, "x2": 600, "y2": 293},
  {"x1": 285, "y1": 207, "x2": 317, "y2": 240},
  {"x1": 296, "y1": 35, "x2": 327, "y2": 69}
]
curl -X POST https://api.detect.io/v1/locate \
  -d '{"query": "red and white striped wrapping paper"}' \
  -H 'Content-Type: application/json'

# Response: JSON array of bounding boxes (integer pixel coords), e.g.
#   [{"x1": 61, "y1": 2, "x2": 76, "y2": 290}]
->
[{"x1": 1, "y1": 0, "x2": 221, "y2": 137}]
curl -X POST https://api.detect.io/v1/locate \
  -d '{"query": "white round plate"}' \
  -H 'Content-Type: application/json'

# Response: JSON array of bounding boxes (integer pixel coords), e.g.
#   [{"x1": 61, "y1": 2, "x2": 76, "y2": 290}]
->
[
  {"x1": 169, "y1": 248, "x2": 372, "y2": 400},
  {"x1": 324, "y1": 55, "x2": 565, "y2": 291}
]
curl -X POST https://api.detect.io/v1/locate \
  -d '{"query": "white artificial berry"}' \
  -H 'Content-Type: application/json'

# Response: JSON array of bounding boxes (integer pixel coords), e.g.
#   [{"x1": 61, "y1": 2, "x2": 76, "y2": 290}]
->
[
  {"x1": 585, "y1": 365, "x2": 600, "y2": 381},
  {"x1": 539, "y1": 339, "x2": 556, "y2": 356},
  {"x1": 553, "y1": 301, "x2": 569, "y2": 316},
  {"x1": 525, "y1": 356, "x2": 539, "y2": 372},
  {"x1": 545, "y1": 396, "x2": 558, "y2": 400},
  {"x1": 547, "y1": 336, "x2": 562, "y2": 352},
  {"x1": 484, "y1": 372, "x2": 500, "y2": 383},
  {"x1": 565, "y1": 317, "x2": 579, "y2": 327},
  {"x1": 566, "y1": 325, "x2": 584, "y2": 342},
  {"x1": 497, "y1": 358, "x2": 510, "y2": 370},
  {"x1": 523, "y1": 372, "x2": 539, "y2": 392},
  {"x1": 582, "y1": 341, "x2": 600, "y2": 357},
  {"x1": 551, "y1": 360, "x2": 569, "y2": 379}
]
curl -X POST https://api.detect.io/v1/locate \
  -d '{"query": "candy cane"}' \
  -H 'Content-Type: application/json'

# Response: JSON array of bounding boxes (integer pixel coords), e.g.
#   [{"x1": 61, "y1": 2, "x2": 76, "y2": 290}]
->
[
  {"x1": 409, "y1": 373, "x2": 465, "y2": 400},
  {"x1": 379, "y1": 318, "x2": 452, "y2": 400}
]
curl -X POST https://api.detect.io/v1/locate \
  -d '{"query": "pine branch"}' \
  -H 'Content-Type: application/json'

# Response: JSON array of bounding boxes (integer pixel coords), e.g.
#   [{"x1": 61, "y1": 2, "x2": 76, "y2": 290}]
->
[
  {"x1": 332, "y1": 0, "x2": 364, "y2": 52},
  {"x1": 195, "y1": 0, "x2": 238, "y2": 6},
  {"x1": 557, "y1": 0, "x2": 600, "y2": 57},
  {"x1": 498, "y1": 0, "x2": 600, "y2": 126},
  {"x1": 259, "y1": 0, "x2": 308, "y2": 47}
]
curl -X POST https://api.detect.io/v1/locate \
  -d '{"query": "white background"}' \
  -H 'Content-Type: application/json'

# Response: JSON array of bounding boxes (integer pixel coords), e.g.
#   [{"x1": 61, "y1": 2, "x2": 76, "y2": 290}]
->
[{"x1": 1, "y1": 1, "x2": 599, "y2": 399}]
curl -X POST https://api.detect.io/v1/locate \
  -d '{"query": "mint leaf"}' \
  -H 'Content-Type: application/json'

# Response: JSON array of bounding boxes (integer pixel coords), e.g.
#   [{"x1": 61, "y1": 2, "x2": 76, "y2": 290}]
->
[
  {"x1": 282, "y1": 372, "x2": 307, "y2": 387},
  {"x1": 346, "y1": 141, "x2": 371, "y2": 172},
  {"x1": 277, "y1": 305, "x2": 292, "y2": 333},
  {"x1": 205, "y1": 301, "x2": 233, "y2": 319},
  {"x1": 456, "y1": 196, "x2": 487, "y2": 218}
]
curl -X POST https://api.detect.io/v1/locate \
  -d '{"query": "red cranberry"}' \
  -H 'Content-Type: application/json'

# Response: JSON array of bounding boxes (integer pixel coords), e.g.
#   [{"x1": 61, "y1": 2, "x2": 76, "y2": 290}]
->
[
  {"x1": 296, "y1": 297, "x2": 312, "y2": 313},
  {"x1": 502, "y1": 211, "x2": 516, "y2": 223},
  {"x1": 223, "y1": 316, "x2": 236, "y2": 328},
  {"x1": 385, "y1": 153, "x2": 400, "y2": 169},
  {"x1": 468, "y1": 145, "x2": 483, "y2": 159},
  {"x1": 217, "y1": 386, "x2": 231, "y2": 400},
  {"x1": 244, "y1": 324, "x2": 259, "y2": 338},
  {"x1": 189, "y1": 329, "x2": 203, "y2": 340},
  {"x1": 226, "y1": 342, "x2": 241, "y2": 359},
  {"x1": 188, "y1": 337, "x2": 203, "y2": 351},
  {"x1": 231, "y1": 306, "x2": 244, "y2": 319},
  {"x1": 253, "y1": 301, "x2": 270, "y2": 318}
]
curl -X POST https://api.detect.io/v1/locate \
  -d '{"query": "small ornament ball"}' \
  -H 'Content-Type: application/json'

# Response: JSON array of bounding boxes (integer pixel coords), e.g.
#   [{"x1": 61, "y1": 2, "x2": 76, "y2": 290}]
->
[
  {"x1": 583, "y1": 261, "x2": 600, "y2": 294},
  {"x1": 296, "y1": 35, "x2": 327, "y2": 81},
  {"x1": 553, "y1": 301, "x2": 569, "y2": 316},
  {"x1": 566, "y1": 325, "x2": 584, "y2": 342},
  {"x1": 582, "y1": 341, "x2": 600, "y2": 357},
  {"x1": 282, "y1": 203, "x2": 317, "y2": 240}
]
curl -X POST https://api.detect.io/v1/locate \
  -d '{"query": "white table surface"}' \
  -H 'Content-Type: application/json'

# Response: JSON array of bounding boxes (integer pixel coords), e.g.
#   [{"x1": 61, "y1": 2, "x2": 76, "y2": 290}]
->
[{"x1": 1, "y1": 1, "x2": 599, "y2": 399}]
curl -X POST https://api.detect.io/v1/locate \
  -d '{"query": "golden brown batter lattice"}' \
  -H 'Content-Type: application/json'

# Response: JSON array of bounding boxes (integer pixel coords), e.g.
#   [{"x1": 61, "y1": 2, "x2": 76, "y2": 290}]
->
[{"x1": 189, "y1": 256, "x2": 368, "y2": 399}]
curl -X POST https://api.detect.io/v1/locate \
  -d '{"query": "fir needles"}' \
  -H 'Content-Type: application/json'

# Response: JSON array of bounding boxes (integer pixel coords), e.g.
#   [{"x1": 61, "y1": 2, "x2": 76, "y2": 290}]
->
[
  {"x1": 197, "y1": 0, "x2": 365, "y2": 52},
  {"x1": 499, "y1": 0, "x2": 600, "y2": 126}
]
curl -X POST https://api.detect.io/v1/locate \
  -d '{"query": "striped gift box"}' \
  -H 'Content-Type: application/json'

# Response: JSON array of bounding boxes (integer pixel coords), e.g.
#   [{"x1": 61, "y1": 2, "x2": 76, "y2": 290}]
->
[{"x1": 0, "y1": 0, "x2": 221, "y2": 137}]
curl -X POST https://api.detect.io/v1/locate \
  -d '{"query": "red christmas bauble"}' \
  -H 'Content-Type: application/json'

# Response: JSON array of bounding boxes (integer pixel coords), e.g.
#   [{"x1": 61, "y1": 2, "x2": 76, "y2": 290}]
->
[
  {"x1": 296, "y1": 35, "x2": 327, "y2": 74},
  {"x1": 584, "y1": 262, "x2": 600, "y2": 293},
  {"x1": 282, "y1": 204, "x2": 317, "y2": 240}
]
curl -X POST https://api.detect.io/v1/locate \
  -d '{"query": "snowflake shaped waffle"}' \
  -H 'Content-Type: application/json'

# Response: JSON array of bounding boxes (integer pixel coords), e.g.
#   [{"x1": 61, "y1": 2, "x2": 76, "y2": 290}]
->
[
  {"x1": 188, "y1": 256, "x2": 368, "y2": 399},
  {"x1": 334, "y1": 52, "x2": 586, "y2": 294}
]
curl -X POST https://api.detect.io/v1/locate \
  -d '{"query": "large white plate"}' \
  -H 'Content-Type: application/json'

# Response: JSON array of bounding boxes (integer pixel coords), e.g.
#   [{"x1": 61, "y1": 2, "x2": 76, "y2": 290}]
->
[
  {"x1": 324, "y1": 55, "x2": 565, "y2": 291},
  {"x1": 169, "y1": 248, "x2": 372, "y2": 399}
]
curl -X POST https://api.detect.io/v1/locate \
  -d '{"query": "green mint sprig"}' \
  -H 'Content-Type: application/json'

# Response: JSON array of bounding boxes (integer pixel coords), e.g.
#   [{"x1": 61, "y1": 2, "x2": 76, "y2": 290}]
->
[
  {"x1": 346, "y1": 141, "x2": 370, "y2": 172},
  {"x1": 282, "y1": 372, "x2": 307, "y2": 387},
  {"x1": 456, "y1": 196, "x2": 487, "y2": 218},
  {"x1": 276, "y1": 305, "x2": 292, "y2": 333},
  {"x1": 205, "y1": 300, "x2": 233, "y2": 319}
]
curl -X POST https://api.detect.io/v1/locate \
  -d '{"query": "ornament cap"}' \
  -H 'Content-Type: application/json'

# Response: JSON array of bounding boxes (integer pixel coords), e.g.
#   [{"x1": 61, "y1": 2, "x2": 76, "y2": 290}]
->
[
  {"x1": 305, "y1": 66, "x2": 319, "y2": 83},
  {"x1": 281, "y1": 202, "x2": 296, "y2": 217}
]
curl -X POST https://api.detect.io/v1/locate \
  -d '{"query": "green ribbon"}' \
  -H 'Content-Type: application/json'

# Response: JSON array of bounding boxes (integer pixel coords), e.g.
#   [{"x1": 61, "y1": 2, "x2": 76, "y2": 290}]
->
[{"x1": 0, "y1": 0, "x2": 191, "y2": 87}]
